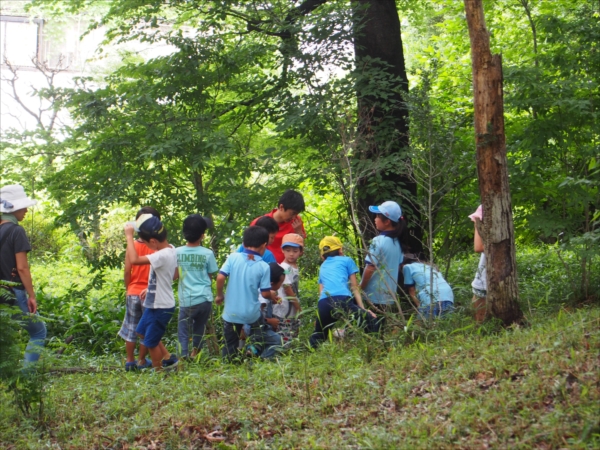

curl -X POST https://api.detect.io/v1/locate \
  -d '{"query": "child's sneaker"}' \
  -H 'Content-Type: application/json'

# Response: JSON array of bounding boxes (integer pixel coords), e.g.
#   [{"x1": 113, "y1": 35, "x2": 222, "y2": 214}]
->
[
  {"x1": 125, "y1": 361, "x2": 138, "y2": 372},
  {"x1": 137, "y1": 358, "x2": 152, "y2": 369},
  {"x1": 162, "y1": 355, "x2": 179, "y2": 368},
  {"x1": 333, "y1": 328, "x2": 346, "y2": 339}
]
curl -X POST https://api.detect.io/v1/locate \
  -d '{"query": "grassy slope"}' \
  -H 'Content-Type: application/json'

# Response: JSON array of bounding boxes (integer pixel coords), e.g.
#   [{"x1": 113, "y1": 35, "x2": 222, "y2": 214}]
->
[{"x1": 1, "y1": 307, "x2": 599, "y2": 449}]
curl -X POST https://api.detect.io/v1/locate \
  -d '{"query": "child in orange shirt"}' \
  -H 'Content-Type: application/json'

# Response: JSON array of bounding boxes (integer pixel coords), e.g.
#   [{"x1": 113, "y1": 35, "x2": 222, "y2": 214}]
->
[{"x1": 118, "y1": 206, "x2": 160, "y2": 371}]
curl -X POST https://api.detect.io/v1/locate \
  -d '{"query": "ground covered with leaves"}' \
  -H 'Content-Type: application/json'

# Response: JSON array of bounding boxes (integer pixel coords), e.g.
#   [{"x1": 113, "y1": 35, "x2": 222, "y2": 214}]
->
[{"x1": 1, "y1": 306, "x2": 598, "y2": 449}]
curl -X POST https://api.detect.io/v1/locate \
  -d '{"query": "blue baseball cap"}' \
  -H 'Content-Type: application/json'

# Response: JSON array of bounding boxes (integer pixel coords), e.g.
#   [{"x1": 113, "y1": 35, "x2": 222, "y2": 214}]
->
[
  {"x1": 135, "y1": 214, "x2": 165, "y2": 234},
  {"x1": 369, "y1": 201, "x2": 402, "y2": 222}
]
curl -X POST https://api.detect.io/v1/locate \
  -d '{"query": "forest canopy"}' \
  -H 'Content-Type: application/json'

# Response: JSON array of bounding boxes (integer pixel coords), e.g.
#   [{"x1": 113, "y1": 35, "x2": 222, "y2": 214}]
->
[{"x1": 0, "y1": 0, "x2": 597, "y2": 277}]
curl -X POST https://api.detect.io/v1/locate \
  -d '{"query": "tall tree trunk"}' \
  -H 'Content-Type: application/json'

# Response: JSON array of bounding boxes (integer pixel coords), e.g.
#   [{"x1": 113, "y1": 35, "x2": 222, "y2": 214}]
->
[
  {"x1": 352, "y1": 0, "x2": 422, "y2": 254},
  {"x1": 464, "y1": 0, "x2": 523, "y2": 325}
]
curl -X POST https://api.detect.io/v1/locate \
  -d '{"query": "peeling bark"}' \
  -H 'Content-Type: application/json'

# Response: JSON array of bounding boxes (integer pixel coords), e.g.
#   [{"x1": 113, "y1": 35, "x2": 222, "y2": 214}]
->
[{"x1": 464, "y1": 0, "x2": 523, "y2": 325}]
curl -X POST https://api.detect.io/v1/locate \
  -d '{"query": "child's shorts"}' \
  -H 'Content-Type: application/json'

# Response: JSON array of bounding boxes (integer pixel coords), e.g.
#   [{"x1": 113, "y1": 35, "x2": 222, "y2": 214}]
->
[
  {"x1": 118, "y1": 295, "x2": 144, "y2": 343},
  {"x1": 472, "y1": 288, "x2": 487, "y2": 299},
  {"x1": 136, "y1": 307, "x2": 175, "y2": 348},
  {"x1": 274, "y1": 317, "x2": 300, "y2": 344}
]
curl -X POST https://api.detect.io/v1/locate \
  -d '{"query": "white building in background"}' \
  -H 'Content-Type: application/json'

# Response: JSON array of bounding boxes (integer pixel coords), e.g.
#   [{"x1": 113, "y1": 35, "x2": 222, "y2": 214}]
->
[
  {"x1": 0, "y1": 7, "x2": 176, "y2": 133},
  {"x1": 0, "y1": 11, "x2": 107, "y2": 132}
]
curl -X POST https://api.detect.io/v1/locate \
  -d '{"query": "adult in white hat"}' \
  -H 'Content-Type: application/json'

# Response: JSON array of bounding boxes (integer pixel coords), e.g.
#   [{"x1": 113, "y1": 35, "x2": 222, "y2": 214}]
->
[{"x1": 0, "y1": 184, "x2": 47, "y2": 364}]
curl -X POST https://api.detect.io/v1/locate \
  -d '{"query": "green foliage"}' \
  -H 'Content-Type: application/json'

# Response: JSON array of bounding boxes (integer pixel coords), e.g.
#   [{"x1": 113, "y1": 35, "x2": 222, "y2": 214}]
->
[
  {"x1": 0, "y1": 299, "x2": 46, "y2": 420},
  {"x1": 34, "y1": 264, "x2": 127, "y2": 355}
]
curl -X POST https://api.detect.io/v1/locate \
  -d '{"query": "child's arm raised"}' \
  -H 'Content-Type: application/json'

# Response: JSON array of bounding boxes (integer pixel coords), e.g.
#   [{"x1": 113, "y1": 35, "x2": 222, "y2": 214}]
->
[
  {"x1": 124, "y1": 252, "x2": 132, "y2": 288},
  {"x1": 350, "y1": 274, "x2": 376, "y2": 317},
  {"x1": 124, "y1": 225, "x2": 150, "y2": 265}
]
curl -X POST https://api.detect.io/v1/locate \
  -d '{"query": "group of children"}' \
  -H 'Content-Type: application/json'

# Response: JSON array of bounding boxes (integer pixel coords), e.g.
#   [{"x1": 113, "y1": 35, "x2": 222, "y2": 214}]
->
[{"x1": 119, "y1": 190, "x2": 468, "y2": 371}]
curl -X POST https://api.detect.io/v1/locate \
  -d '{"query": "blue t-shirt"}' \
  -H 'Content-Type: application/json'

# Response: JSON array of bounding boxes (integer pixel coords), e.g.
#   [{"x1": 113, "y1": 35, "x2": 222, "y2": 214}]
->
[
  {"x1": 176, "y1": 245, "x2": 219, "y2": 307},
  {"x1": 220, "y1": 250, "x2": 271, "y2": 324},
  {"x1": 318, "y1": 256, "x2": 359, "y2": 300},
  {"x1": 363, "y1": 234, "x2": 403, "y2": 305},
  {"x1": 403, "y1": 263, "x2": 454, "y2": 307},
  {"x1": 236, "y1": 244, "x2": 276, "y2": 263}
]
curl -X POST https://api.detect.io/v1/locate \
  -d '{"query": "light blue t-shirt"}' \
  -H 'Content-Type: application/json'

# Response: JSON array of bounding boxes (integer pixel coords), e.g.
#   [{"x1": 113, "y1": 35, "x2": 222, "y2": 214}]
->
[
  {"x1": 176, "y1": 245, "x2": 219, "y2": 307},
  {"x1": 318, "y1": 256, "x2": 359, "y2": 300},
  {"x1": 237, "y1": 244, "x2": 276, "y2": 263},
  {"x1": 403, "y1": 263, "x2": 454, "y2": 307},
  {"x1": 220, "y1": 250, "x2": 271, "y2": 324},
  {"x1": 363, "y1": 234, "x2": 403, "y2": 305}
]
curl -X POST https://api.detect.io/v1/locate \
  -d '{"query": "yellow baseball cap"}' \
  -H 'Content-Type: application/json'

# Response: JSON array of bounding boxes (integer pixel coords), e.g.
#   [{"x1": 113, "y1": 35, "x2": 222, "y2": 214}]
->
[{"x1": 319, "y1": 236, "x2": 343, "y2": 255}]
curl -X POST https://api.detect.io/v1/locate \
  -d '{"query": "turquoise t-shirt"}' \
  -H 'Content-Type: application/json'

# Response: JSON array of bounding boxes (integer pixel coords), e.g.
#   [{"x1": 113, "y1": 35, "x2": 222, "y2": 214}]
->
[
  {"x1": 363, "y1": 234, "x2": 403, "y2": 305},
  {"x1": 403, "y1": 263, "x2": 454, "y2": 307},
  {"x1": 176, "y1": 245, "x2": 219, "y2": 307},
  {"x1": 318, "y1": 256, "x2": 359, "y2": 300},
  {"x1": 220, "y1": 250, "x2": 271, "y2": 324}
]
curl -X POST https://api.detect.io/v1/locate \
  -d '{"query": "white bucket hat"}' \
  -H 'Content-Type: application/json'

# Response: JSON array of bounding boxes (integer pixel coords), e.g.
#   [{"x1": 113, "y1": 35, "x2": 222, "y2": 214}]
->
[{"x1": 0, "y1": 184, "x2": 38, "y2": 213}]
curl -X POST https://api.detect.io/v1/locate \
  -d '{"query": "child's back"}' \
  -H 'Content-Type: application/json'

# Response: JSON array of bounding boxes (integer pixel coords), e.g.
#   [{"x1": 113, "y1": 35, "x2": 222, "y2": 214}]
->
[
  {"x1": 177, "y1": 245, "x2": 217, "y2": 306},
  {"x1": 310, "y1": 236, "x2": 379, "y2": 348},
  {"x1": 216, "y1": 226, "x2": 273, "y2": 360},
  {"x1": 176, "y1": 214, "x2": 218, "y2": 358},
  {"x1": 220, "y1": 251, "x2": 270, "y2": 324},
  {"x1": 319, "y1": 255, "x2": 358, "y2": 300}
]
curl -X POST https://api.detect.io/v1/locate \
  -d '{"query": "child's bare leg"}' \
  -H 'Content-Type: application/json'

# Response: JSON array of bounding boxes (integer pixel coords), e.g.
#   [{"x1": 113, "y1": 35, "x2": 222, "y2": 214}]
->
[
  {"x1": 473, "y1": 295, "x2": 487, "y2": 323},
  {"x1": 157, "y1": 342, "x2": 170, "y2": 360},
  {"x1": 138, "y1": 344, "x2": 148, "y2": 365},
  {"x1": 125, "y1": 341, "x2": 137, "y2": 363},
  {"x1": 148, "y1": 344, "x2": 163, "y2": 370}
]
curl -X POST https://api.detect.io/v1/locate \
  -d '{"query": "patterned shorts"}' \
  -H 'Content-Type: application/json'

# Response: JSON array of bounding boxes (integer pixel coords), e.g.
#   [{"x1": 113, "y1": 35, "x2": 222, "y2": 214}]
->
[
  {"x1": 275, "y1": 317, "x2": 301, "y2": 344},
  {"x1": 118, "y1": 295, "x2": 144, "y2": 342}
]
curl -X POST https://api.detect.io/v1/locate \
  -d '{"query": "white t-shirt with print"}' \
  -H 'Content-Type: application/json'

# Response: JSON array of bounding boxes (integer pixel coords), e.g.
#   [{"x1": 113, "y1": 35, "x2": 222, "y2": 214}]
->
[
  {"x1": 144, "y1": 246, "x2": 177, "y2": 309},
  {"x1": 273, "y1": 262, "x2": 299, "y2": 319}
]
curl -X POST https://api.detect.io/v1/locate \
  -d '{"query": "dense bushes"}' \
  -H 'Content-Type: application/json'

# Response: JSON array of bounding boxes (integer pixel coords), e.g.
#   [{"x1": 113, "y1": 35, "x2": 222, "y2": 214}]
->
[{"x1": 27, "y1": 244, "x2": 598, "y2": 358}]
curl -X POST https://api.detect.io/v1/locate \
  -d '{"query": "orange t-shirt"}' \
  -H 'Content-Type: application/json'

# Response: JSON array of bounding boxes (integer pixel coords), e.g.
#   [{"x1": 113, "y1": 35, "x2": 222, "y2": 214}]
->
[{"x1": 126, "y1": 240, "x2": 156, "y2": 296}]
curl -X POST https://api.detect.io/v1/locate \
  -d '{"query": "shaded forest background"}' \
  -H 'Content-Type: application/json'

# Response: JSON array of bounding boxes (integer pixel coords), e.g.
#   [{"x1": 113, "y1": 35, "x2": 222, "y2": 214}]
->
[{"x1": 1, "y1": 0, "x2": 598, "y2": 296}]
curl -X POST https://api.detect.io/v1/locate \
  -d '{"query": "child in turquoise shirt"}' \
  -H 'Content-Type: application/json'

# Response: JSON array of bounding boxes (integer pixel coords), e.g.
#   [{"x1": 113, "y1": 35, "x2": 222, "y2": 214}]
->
[{"x1": 176, "y1": 214, "x2": 218, "y2": 359}]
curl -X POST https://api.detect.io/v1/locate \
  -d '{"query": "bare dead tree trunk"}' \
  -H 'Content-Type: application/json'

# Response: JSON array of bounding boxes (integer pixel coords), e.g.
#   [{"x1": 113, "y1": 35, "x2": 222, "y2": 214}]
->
[{"x1": 464, "y1": 0, "x2": 523, "y2": 325}]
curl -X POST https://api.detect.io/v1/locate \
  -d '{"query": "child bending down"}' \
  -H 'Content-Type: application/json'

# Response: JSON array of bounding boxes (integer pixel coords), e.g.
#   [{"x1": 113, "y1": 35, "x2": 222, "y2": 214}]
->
[
  {"x1": 401, "y1": 255, "x2": 454, "y2": 319},
  {"x1": 309, "y1": 236, "x2": 380, "y2": 348},
  {"x1": 242, "y1": 262, "x2": 286, "y2": 359}
]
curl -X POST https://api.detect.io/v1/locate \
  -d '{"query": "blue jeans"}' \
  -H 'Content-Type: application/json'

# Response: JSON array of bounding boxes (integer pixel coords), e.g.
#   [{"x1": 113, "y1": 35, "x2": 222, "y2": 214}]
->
[
  {"x1": 177, "y1": 302, "x2": 212, "y2": 357},
  {"x1": 14, "y1": 289, "x2": 47, "y2": 364},
  {"x1": 419, "y1": 301, "x2": 454, "y2": 319}
]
